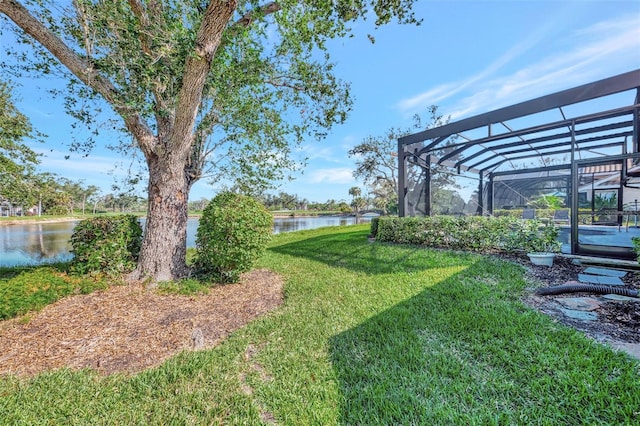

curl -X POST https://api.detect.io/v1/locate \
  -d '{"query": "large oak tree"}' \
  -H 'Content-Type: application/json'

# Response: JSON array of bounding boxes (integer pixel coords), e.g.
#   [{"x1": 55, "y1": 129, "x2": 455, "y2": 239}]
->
[{"x1": 0, "y1": 0, "x2": 418, "y2": 282}]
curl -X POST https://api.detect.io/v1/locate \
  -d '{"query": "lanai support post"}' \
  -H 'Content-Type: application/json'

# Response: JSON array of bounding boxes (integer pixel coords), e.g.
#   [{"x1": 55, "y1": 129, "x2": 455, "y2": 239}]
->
[
  {"x1": 424, "y1": 154, "x2": 432, "y2": 216},
  {"x1": 398, "y1": 139, "x2": 407, "y2": 217},
  {"x1": 570, "y1": 119, "x2": 578, "y2": 255},
  {"x1": 477, "y1": 172, "x2": 484, "y2": 216},
  {"x1": 488, "y1": 173, "x2": 494, "y2": 215},
  {"x1": 635, "y1": 89, "x2": 639, "y2": 153}
]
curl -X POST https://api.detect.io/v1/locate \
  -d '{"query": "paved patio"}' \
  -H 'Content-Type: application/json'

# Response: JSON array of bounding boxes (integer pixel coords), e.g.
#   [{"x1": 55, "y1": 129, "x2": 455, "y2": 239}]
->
[{"x1": 558, "y1": 225, "x2": 639, "y2": 257}]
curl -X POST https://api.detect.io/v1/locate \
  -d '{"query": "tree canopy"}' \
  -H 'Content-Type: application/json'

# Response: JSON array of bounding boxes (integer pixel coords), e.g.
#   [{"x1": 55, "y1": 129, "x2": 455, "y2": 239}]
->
[
  {"x1": 348, "y1": 105, "x2": 461, "y2": 214},
  {"x1": 1, "y1": 0, "x2": 420, "y2": 190},
  {"x1": 0, "y1": 80, "x2": 42, "y2": 203},
  {"x1": 0, "y1": 0, "x2": 420, "y2": 282}
]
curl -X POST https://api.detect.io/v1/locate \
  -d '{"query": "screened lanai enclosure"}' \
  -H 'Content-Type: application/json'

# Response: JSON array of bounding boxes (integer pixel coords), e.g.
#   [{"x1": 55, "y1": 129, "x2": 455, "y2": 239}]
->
[{"x1": 398, "y1": 69, "x2": 640, "y2": 260}]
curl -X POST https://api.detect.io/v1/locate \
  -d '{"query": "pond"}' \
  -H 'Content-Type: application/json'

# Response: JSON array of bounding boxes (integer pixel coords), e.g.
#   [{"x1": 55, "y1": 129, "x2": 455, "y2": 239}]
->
[{"x1": 0, "y1": 215, "x2": 373, "y2": 268}]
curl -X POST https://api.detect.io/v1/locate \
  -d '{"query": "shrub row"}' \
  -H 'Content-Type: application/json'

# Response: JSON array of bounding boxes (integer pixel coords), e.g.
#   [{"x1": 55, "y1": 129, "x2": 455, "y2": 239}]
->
[
  {"x1": 372, "y1": 216, "x2": 561, "y2": 254},
  {"x1": 492, "y1": 208, "x2": 562, "y2": 219}
]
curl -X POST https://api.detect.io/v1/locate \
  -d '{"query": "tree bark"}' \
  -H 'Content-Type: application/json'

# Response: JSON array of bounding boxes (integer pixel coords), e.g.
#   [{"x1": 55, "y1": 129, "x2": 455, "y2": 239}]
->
[{"x1": 131, "y1": 157, "x2": 190, "y2": 284}]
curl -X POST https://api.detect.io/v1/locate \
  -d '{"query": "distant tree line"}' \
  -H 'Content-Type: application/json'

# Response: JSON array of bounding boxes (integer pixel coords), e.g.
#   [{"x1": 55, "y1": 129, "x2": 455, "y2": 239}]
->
[
  {"x1": 0, "y1": 172, "x2": 145, "y2": 216},
  {"x1": 188, "y1": 191, "x2": 355, "y2": 214},
  {"x1": 1, "y1": 81, "x2": 146, "y2": 217}
]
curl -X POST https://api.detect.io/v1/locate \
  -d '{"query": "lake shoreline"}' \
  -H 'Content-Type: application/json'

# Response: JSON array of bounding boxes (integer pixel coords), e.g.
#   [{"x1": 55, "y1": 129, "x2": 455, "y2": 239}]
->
[
  {"x1": 0, "y1": 213, "x2": 356, "y2": 226},
  {"x1": 0, "y1": 217, "x2": 82, "y2": 226}
]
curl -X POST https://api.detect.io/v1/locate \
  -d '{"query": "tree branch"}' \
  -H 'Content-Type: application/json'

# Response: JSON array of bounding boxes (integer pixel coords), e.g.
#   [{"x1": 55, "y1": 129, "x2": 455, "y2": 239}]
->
[
  {"x1": 185, "y1": 107, "x2": 220, "y2": 184},
  {"x1": 169, "y1": 0, "x2": 238, "y2": 161},
  {"x1": 72, "y1": 0, "x2": 94, "y2": 60},
  {"x1": 0, "y1": 0, "x2": 156, "y2": 154},
  {"x1": 126, "y1": 0, "x2": 153, "y2": 57},
  {"x1": 265, "y1": 78, "x2": 305, "y2": 91},
  {"x1": 233, "y1": 1, "x2": 281, "y2": 28},
  {"x1": 126, "y1": 0, "x2": 173, "y2": 140}
]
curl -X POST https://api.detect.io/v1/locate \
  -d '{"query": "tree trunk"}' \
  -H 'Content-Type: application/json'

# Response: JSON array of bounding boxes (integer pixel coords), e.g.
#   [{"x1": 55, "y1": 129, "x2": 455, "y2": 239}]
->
[{"x1": 131, "y1": 158, "x2": 190, "y2": 285}]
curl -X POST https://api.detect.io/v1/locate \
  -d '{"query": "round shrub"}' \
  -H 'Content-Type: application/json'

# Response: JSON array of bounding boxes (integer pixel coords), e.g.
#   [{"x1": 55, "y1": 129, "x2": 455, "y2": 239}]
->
[
  {"x1": 369, "y1": 217, "x2": 379, "y2": 238},
  {"x1": 70, "y1": 215, "x2": 142, "y2": 277},
  {"x1": 195, "y1": 192, "x2": 272, "y2": 283}
]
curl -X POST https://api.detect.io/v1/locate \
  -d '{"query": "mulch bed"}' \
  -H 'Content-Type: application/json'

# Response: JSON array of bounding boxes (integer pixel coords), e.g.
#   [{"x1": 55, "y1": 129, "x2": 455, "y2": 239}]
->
[
  {"x1": 513, "y1": 254, "x2": 640, "y2": 344},
  {"x1": 0, "y1": 269, "x2": 283, "y2": 377}
]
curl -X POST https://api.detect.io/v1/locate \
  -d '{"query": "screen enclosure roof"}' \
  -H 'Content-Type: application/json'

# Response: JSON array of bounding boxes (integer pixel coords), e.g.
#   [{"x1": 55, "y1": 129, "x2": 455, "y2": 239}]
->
[{"x1": 398, "y1": 69, "x2": 640, "y2": 176}]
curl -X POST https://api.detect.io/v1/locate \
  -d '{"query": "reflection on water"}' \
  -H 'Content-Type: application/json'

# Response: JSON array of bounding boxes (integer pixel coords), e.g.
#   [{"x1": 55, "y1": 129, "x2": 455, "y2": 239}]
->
[
  {"x1": 0, "y1": 216, "x2": 372, "y2": 267},
  {"x1": 0, "y1": 221, "x2": 77, "y2": 267},
  {"x1": 273, "y1": 216, "x2": 365, "y2": 234}
]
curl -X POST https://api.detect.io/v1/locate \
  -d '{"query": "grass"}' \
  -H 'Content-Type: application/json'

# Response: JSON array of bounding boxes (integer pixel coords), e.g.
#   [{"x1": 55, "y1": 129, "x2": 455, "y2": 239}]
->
[
  {"x1": 270, "y1": 210, "x2": 343, "y2": 216},
  {"x1": 0, "y1": 224, "x2": 639, "y2": 424},
  {"x1": 0, "y1": 212, "x2": 148, "y2": 223},
  {"x1": 0, "y1": 264, "x2": 109, "y2": 320}
]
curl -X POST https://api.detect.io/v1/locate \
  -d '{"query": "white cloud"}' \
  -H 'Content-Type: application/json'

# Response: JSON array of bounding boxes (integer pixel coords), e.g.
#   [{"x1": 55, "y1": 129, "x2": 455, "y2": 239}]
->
[
  {"x1": 297, "y1": 144, "x2": 338, "y2": 162},
  {"x1": 308, "y1": 168, "x2": 355, "y2": 184},
  {"x1": 396, "y1": 9, "x2": 558, "y2": 115},
  {"x1": 33, "y1": 147, "x2": 129, "y2": 176},
  {"x1": 398, "y1": 14, "x2": 640, "y2": 121},
  {"x1": 396, "y1": 83, "x2": 460, "y2": 112},
  {"x1": 297, "y1": 140, "x2": 355, "y2": 164},
  {"x1": 339, "y1": 134, "x2": 358, "y2": 151}
]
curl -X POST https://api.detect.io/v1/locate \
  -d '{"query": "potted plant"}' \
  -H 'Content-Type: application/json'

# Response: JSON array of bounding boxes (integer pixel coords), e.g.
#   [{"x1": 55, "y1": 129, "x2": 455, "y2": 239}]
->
[
  {"x1": 632, "y1": 237, "x2": 640, "y2": 264},
  {"x1": 521, "y1": 220, "x2": 562, "y2": 266}
]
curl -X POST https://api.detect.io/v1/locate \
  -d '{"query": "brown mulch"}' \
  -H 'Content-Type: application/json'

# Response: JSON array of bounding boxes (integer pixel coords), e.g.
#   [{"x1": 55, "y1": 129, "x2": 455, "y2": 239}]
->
[
  {"x1": 512, "y1": 255, "x2": 640, "y2": 344},
  {"x1": 0, "y1": 269, "x2": 283, "y2": 377}
]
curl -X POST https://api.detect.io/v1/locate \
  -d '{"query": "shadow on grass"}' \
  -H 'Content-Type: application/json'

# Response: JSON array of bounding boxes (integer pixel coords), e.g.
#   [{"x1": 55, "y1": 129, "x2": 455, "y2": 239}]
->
[
  {"x1": 328, "y1": 259, "x2": 640, "y2": 424},
  {"x1": 270, "y1": 229, "x2": 477, "y2": 275}
]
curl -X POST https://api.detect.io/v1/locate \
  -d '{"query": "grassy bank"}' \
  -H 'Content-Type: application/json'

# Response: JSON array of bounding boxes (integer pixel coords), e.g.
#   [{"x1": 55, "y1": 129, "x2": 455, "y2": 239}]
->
[
  {"x1": 270, "y1": 210, "x2": 343, "y2": 217},
  {"x1": 1, "y1": 225, "x2": 638, "y2": 424},
  {"x1": 0, "y1": 212, "x2": 147, "y2": 225}
]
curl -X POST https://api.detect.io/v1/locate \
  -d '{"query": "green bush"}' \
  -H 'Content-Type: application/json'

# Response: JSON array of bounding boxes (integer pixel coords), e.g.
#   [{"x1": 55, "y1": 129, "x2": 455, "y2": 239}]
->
[
  {"x1": 503, "y1": 219, "x2": 562, "y2": 254},
  {"x1": 45, "y1": 205, "x2": 69, "y2": 216},
  {"x1": 195, "y1": 192, "x2": 273, "y2": 283},
  {"x1": 70, "y1": 215, "x2": 143, "y2": 276},
  {"x1": 632, "y1": 237, "x2": 640, "y2": 264},
  {"x1": 369, "y1": 217, "x2": 379, "y2": 238},
  {"x1": 493, "y1": 208, "x2": 555, "y2": 220},
  {"x1": 376, "y1": 216, "x2": 516, "y2": 252}
]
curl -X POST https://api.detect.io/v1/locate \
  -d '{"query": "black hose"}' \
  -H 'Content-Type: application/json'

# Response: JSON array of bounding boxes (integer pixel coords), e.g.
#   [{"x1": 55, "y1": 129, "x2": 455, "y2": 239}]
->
[{"x1": 535, "y1": 284, "x2": 639, "y2": 298}]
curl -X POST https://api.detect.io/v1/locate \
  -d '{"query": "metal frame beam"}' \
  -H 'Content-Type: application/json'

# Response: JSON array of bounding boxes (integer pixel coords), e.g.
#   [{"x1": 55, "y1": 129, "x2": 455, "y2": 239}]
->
[
  {"x1": 444, "y1": 120, "x2": 633, "y2": 168},
  {"x1": 479, "y1": 141, "x2": 624, "y2": 173},
  {"x1": 398, "y1": 69, "x2": 640, "y2": 148}
]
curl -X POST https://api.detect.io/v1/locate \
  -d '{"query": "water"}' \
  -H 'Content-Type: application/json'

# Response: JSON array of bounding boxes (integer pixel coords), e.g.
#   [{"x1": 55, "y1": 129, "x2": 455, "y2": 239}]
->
[
  {"x1": 0, "y1": 221, "x2": 77, "y2": 267},
  {"x1": 0, "y1": 215, "x2": 372, "y2": 267}
]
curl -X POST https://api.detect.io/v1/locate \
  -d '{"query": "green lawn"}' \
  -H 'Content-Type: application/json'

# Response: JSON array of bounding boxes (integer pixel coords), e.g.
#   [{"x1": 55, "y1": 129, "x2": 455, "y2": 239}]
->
[{"x1": 1, "y1": 225, "x2": 638, "y2": 424}]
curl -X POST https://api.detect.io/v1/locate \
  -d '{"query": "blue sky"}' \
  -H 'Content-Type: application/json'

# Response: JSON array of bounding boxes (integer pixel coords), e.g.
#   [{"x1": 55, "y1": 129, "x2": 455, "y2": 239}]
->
[{"x1": 4, "y1": 1, "x2": 640, "y2": 203}]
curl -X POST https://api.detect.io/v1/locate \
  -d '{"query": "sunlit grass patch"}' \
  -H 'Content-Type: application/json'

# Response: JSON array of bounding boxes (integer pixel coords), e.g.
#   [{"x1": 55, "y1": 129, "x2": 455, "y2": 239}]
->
[
  {"x1": 157, "y1": 278, "x2": 210, "y2": 295},
  {"x1": 0, "y1": 266, "x2": 107, "y2": 320}
]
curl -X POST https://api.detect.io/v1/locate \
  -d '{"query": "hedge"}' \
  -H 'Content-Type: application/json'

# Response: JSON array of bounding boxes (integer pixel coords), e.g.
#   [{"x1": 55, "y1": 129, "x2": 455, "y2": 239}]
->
[{"x1": 372, "y1": 215, "x2": 560, "y2": 255}]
